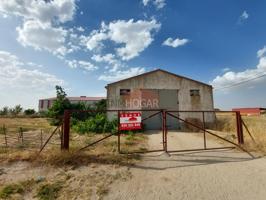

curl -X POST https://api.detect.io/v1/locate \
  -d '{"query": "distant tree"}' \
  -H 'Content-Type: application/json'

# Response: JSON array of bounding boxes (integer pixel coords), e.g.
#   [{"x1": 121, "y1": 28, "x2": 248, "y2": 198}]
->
[
  {"x1": 94, "y1": 99, "x2": 107, "y2": 112},
  {"x1": 9, "y1": 105, "x2": 23, "y2": 116},
  {"x1": 0, "y1": 106, "x2": 9, "y2": 116},
  {"x1": 48, "y1": 85, "x2": 71, "y2": 125},
  {"x1": 24, "y1": 109, "x2": 36, "y2": 115}
]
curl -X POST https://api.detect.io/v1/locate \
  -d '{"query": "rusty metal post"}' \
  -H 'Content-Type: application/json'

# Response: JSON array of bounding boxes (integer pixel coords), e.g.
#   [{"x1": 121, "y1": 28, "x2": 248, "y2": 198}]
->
[
  {"x1": 40, "y1": 129, "x2": 43, "y2": 149},
  {"x1": 239, "y1": 113, "x2": 244, "y2": 144},
  {"x1": 163, "y1": 110, "x2": 168, "y2": 152},
  {"x1": 21, "y1": 128, "x2": 24, "y2": 145},
  {"x1": 62, "y1": 110, "x2": 70, "y2": 150},
  {"x1": 117, "y1": 111, "x2": 121, "y2": 153},
  {"x1": 161, "y1": 110, "x2": 165, "y2": 150},
  {"x1": 236, "y1": 111, "x2": 244, "y2": 145},
  {"x1": 202, "y1": 111, "x2": 206, "y2": 149}
]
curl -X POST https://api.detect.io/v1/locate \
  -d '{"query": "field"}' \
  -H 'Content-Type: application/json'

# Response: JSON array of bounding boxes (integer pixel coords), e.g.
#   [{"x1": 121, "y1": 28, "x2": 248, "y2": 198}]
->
[
  {"x1": 0, "y1": 117, "x2": 53, "y2": 134},
  {"x1": 0, "y1": 117, "x2": 148, "y2": 199},
  {"x1": 213, "y1": 114, "x2": 266, "y2": 153}
]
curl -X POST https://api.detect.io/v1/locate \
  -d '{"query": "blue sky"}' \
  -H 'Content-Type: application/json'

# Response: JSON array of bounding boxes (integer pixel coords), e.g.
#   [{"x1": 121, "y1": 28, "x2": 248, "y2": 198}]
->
[{"x1": 0, "y1": 0, "x2": 266, "y2": 110}]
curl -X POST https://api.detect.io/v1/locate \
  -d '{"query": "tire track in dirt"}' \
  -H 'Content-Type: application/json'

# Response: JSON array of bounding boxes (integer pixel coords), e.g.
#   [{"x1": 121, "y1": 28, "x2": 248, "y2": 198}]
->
[{"x1": 105, "y1": 131, "x2": 266, "y2": 200}]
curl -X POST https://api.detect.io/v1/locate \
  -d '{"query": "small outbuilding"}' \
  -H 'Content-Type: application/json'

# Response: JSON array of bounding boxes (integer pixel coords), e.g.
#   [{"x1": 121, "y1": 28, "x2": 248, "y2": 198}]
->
[{"x1": 106, "y1": 69, "x2": 214, "y2": 129}]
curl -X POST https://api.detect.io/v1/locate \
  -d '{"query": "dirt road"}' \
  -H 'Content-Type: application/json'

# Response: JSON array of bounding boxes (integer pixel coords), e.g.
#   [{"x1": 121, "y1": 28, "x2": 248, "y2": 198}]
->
[{"x1": 105, "y1": 131, "x2": 266, "y2": 200}]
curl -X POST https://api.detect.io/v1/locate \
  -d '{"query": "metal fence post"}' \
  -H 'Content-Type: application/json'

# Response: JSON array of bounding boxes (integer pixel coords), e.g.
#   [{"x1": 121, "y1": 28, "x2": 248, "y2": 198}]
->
[
  {"x1": 202, "y1": 111, "x2": 207, "y2": 149},
  {"x1": 4, "y1": 125, "x2": 7, "y2": 148},
  {"x1": 62, "y1": 110, "x2": 70, "y2": 150},
  {"x1": 163, "y1": 110, "x2": 167, "y2": 152},
  {"x1": 161, "y1": 110, "x2": 165, "y2": 150},
  {"x1": 40, "y1": 129, "x2": 43, "y2": 149},
  {"x1": 236, "y1": 111, "x2": 244, "y2": 144},
  {"x1": 117, "y1": 111, "x2": 121, "y2": 153}
]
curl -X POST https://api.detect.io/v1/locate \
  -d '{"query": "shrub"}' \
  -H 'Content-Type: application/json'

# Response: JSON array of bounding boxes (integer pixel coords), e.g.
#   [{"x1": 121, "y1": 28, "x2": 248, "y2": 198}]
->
[
  {"x1": 24, "y1": 109, "x2": 36, "y2": 115},
  {"x1": 72, "y1": 113, "x2": 117, "y2": 134},
  {"x1": 0, "y1": 106, "x2": 8, "y2": 116},
  {"x1": 0, "y1": 183, "x2": 24, "y2": 198},
  {"x1": 37, "y1": 182, "x2": 63, "y2": 200}
]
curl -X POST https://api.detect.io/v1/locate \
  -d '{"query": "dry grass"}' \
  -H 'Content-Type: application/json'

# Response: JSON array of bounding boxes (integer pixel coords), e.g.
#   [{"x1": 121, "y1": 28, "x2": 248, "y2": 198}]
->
[
  {"x1": 0, "y1": 131, "x2": 146, "y2": 166},
  {"x1": 0, "y1": 117, "x2": 53, "y2": 134},
  {"x1": 211, "y1": 114, "x2": 266, "y2": 154}
]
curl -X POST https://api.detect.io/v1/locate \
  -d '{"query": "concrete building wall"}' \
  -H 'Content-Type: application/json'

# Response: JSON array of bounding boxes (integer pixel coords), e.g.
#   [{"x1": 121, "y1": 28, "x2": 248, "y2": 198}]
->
[{"x1": 106, "y1": 70, "x2": 214, "y2": 129}]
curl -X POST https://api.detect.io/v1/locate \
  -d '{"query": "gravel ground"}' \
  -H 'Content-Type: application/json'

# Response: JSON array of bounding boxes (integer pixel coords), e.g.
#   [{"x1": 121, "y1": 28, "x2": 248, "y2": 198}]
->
[{"x1": 105, "y1": 131, "x2": 266, "y2": 200}]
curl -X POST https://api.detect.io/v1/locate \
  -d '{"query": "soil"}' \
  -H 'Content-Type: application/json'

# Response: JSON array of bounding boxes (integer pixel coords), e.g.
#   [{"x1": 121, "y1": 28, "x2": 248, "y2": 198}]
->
[
  {"x1": 1, "y1": 131, "x2": 266, "y2": 200},
  {"x1": 105, "y1": 131, "x2": 266, "y2": 200}
]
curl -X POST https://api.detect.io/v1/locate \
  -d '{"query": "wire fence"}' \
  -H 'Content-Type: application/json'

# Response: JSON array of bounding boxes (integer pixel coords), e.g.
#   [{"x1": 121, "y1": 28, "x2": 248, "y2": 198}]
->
[{"x1": 0, "y1": 125, "x2": 61, "y2": 151}]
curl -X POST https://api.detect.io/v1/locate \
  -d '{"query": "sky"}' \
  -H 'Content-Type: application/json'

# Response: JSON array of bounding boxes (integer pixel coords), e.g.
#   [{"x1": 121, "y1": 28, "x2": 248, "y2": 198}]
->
[{"x1": 0, "y1": 0, "x2": 266, "y2": 110}]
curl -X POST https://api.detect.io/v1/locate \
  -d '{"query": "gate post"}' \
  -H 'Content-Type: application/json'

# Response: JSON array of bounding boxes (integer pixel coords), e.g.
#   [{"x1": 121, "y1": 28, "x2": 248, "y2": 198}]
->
[
  {"x1": 236, "y1": 111, "x2": 244, "y2": 145},
  {"x1": 163, "y1": 110, "x2": 167, "y2": 152},
  {"x1": 162, "y1": 110, "x2": 164, "y2": 151},
  {"x1": 62, "y1": 110, "x2": 70, "y2": 150},
  {"x1": 117, "y1": 111, "x2": 121, "y2": 153}
]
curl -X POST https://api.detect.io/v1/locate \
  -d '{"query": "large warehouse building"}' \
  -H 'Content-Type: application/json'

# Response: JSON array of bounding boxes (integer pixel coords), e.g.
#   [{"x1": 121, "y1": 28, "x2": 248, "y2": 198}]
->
[{"x1": 106, "y1": 69, "x2": 214, "y2": 129}]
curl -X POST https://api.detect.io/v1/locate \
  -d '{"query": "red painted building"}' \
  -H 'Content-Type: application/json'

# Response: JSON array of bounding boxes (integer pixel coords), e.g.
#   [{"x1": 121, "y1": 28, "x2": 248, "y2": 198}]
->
[{"x1": 232, "y1": 108, "x2": 266, "y2": 116}]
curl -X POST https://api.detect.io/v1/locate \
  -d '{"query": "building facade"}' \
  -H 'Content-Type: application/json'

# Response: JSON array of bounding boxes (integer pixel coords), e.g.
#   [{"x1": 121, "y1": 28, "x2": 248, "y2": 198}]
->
[
  {"x1": 232, "y1": 108, "x2": 266, "y2": 116},
  {"x1": 39, "y1": 96, "x2": 106, "y2": 112},
  {"x1": 106, "y1": 69, "x2": 214, "y2": 129}
]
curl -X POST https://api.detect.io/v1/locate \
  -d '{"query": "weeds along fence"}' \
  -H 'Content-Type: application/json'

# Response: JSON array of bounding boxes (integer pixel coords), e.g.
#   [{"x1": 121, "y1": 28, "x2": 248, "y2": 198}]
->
[{"x1": 0, "y1": 124, "x2": 62, "y2": 151}]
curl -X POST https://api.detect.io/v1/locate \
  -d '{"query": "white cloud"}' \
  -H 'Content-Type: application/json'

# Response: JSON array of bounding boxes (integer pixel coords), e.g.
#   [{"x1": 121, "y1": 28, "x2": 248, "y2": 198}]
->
[
  {"x1": 0, "y1": 50, "x2": 64, "y2": 108},
  {"x1": 92, "y1": 53, "x2": 118, "y2": 66},
  {"x1": 211, "y1": 49, "x2": 266, "y2": 90},
  {"x1": 0, "y1": 0, "x2": 76, "y2": 24},
  {"x1": 81, "y1": 19, "x2": 161, "y2": 60},
  {"x1": 257, "y1": 46, "x2": 266, "y2": 58},
  {"x1": 80, "y1": 28, "x2": 109, "y2": 51},
  {"x1": 222, "y1": 67, "x2": 230, "y2": 72},
  {"x1": 0, "y1": 0, "x2": 77, "y2": 56},
  {"x1": 17, "y1": 20, "x2": 68, "y2": 55},
  {"x1": 109, "y1": 19, "x2": 161, "y2": 60},
  {"x1": 142, "y1": 0, "x2": 166, "y2": 9},
  {"x1": 238, "y1": 10, "x2": 249, "y2": 23},
  {"x1": 98, "y1": 67, "x2": 145, "y2": 82},
  {"x1": 162, "y1": 37, "x2": 189, "y2": 48},
  {"x1": 143, "y1": 0, "x2": 150, "y2": 6},
  {"x1": 66, "y1": 59, "x2": 98, "y2": 71},
  {"x1": 76, "y1": 26, "x2": 85, "y2": 32},
  {"x1": 92, "y1": 53, "x2": 122, "y2": 72}
]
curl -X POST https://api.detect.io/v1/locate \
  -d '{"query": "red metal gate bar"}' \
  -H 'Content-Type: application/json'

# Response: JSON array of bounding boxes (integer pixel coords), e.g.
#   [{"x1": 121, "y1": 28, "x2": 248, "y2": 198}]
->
[
  {"x1": 79, "y1": 133, "x2": 116, "y2": 151},
  {"x1": 241, "y1": 119, "x2": 256, "y2": 142},
  {"x1": 166, "y1": 112, "x2": 254, "y2": 158},
  {"x1": 120, "y1": 149, "x2": 165, "y2": 154},
  {"x1": 142, "y1": 111, "x2": 162, "y2": 122},
  {"x1": 39, "y1": 125, "x2": 60, "y2": 153},
  {"x1": 167, "y1": 146, "x2": 235, "y2": 153}
]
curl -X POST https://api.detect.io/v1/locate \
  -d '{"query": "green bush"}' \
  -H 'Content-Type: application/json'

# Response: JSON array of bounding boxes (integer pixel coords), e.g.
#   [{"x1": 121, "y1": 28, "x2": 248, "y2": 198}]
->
[
  {"x1": 24, "y1": 109, "x2": 36, "y2": 115},
  {"x1": 72, "y1": 113, "x2": 117, "y2": 134}
]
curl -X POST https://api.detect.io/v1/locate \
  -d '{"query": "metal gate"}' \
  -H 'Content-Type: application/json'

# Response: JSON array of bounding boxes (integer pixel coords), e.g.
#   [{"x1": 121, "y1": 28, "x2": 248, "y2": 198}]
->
[{"x1": 60, "y1": 109, "x2": 254, "y2": 158}]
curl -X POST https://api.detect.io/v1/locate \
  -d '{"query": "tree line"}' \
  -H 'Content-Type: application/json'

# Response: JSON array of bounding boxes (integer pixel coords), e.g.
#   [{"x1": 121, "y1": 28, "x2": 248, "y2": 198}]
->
[{"x1": 0, "y1": 105, "x2": 36, "y2": 116}]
